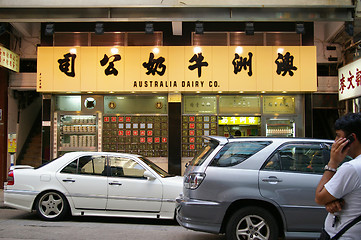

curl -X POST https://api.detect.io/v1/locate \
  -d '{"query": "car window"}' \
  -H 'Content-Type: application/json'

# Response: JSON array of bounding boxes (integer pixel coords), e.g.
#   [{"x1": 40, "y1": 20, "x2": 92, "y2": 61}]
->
[
  {"x1": 109, "y1": 156, "x2": 146, "y2": 179},
  {"x1": 61, "y1": 159, "x2": 78, "y2": 174},
  {"x1": 210, "y1": 141, "x2": 271, "y2": 167},
  {"x1": 60, "y1": 155, "x2": 107, "y2": 175},
  {"x1": 189, "y1": 140, "x2": 219, "y2": 167},
  {"x1": 264, "y1": 143, "x2": 328, "y2": 174},
  {"x1": 78, "y1": 155, "x2": 107, "y2": 175}
]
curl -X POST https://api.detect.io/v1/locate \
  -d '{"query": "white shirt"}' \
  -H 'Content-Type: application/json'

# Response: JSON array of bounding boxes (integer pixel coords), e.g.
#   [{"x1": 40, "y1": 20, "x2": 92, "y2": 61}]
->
[{"x1": 324, "y1": 154, "x2": 361, "y2": 239}]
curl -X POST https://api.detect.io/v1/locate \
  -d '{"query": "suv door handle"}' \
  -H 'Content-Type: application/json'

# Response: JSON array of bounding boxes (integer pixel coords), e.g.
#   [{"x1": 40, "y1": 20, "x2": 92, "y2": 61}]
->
[{"x1": 262, "y1": 176, "x2": 282, "y2": 183}]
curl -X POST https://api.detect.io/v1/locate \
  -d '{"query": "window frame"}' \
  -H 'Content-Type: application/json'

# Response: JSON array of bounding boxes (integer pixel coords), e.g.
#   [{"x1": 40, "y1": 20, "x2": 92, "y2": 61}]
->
[{"x1": 60, "y1": 155, "x2": 107, "y2": 176}]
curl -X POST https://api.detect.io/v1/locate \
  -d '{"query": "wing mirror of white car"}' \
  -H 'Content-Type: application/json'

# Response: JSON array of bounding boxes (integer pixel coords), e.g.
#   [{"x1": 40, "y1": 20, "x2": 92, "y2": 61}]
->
[{"x1": 144, "y1": 170, "x2": 156, "y2": 180}]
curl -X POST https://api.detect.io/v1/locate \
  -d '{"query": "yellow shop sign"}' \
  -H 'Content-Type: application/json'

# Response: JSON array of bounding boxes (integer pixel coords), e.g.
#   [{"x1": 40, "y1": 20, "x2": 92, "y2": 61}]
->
[
  {"x1": 37, "y1": 46, "x2": 316, "y2": 93},
  {"x1": 218, "y1": 117, "x2": 261, "y2": 125}
]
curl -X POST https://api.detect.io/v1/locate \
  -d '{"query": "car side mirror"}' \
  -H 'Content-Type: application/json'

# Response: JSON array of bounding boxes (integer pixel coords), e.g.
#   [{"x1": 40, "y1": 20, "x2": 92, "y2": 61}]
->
[{"x1": 144, "y1": 170, "x2": 156, "y2": 180}]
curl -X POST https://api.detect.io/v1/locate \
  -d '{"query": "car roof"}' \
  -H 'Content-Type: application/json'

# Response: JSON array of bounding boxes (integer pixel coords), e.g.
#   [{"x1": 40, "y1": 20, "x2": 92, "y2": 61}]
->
[
  {"x1": 204, "y1": 135, "x2": 334, "y2": 145},
  {"x1": 62, "y1": 151, "x2": 141, "y2": 158}
]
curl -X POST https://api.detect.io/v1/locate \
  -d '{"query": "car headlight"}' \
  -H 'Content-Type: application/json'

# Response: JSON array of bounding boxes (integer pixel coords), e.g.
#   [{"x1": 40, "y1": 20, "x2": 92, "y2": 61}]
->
[{"x1": 184, "y1": 173, "x2": 206, "y2": 190}]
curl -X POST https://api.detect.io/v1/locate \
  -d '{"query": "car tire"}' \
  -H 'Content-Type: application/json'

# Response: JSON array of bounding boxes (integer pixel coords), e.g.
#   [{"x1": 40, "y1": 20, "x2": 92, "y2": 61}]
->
[
  {"x1": 35, "y1": 191, "x2": 69, "y2": 221},
  {"x1": 225, "y1": 206, "x2": 279, "y2": 240}
]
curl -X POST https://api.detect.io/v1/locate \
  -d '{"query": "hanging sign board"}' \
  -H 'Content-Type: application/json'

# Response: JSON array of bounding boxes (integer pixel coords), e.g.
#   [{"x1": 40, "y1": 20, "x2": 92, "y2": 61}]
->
[
  {"x1": 8, "y1": 133, "x2": 17, "y2": 153},
  {"x1": 338, "y1": 58, "x2": 361, "y2": 101},
  {"x1": 0, "y1": 46, "x2": 20, "y2": 72}
]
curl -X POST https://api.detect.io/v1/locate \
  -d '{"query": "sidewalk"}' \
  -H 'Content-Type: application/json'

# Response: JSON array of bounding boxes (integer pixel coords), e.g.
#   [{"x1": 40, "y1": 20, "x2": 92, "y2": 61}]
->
[{"x1": 0, "y1": 189, "x2": 5, "y2": 208}]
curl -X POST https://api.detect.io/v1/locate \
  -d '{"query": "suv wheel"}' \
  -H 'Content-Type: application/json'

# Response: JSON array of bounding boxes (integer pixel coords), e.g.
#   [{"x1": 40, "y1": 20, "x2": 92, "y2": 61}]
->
[{"x1": 226, "y1": 206, "x2": 279, "y2": 240}]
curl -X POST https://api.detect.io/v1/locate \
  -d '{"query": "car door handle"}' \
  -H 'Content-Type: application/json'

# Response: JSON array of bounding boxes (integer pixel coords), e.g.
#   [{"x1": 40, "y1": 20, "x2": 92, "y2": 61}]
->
[
  {"x1": 262, "y1": 176, "x2": 282, "y2": 183},
  {"x1": 109, "y1": 182, "x2": 122, "y2": 186},
  {"x1": 62, "y1": 179, "x2": 76, "y2": 183}
]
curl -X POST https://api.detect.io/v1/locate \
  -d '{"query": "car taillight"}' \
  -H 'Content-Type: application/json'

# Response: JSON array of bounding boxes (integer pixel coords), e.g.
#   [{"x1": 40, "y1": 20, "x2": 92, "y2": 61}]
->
[
  {"x1": 7, "y1": 170, "x2": 14, "y2": 185},
  {"x1": 184, "y1": 172, "x2": 205, "y2": 190}
]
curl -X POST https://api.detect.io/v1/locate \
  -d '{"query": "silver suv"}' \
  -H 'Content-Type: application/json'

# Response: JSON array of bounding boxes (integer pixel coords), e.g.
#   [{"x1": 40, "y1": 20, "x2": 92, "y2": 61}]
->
[{"x1": 176, "y1": 136, "x2": 336, "y2": 240}]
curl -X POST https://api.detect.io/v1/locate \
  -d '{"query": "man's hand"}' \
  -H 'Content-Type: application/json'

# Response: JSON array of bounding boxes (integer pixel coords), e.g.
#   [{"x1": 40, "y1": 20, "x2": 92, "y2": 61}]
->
[
  {"x1": 328, "y1": 137, "x2": 350, "y2": 169},
  {"x1": 315, "y1": 137, "x2": 349, "y2": 206},
  {"x1": 325, "y1": 199, "x2": 345, "y2": 214}
]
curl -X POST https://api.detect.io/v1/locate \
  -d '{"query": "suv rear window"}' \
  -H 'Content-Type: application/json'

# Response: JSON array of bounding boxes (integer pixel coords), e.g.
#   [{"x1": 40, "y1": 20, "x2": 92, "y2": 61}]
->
[
  {"x1": 189, "y1": 140, "x2": 219, "y2": 166},
  {"x1": 210, "y1": 141, "x2": 271, "y2": 167}
]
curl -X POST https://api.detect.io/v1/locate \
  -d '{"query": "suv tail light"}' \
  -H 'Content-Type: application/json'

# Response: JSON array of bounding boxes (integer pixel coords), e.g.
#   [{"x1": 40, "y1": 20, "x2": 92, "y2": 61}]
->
[
  {"x1": 184, "y1": 173, "x2": 205, "y2": 189},
  {"x1": 7, "y1": 170, "x2": 14, "y2": 185}
]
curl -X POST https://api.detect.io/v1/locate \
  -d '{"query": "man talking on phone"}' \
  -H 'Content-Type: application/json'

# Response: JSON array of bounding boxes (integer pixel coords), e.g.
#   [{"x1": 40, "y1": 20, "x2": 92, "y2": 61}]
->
[{"x1": 315, "y1": 113, "x2": 361, "y2": 239}]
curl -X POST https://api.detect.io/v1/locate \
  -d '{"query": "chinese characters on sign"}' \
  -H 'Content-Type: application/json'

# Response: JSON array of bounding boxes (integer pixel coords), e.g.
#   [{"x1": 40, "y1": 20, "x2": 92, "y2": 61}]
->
[
  {"x1": 339, "y1": 71, "x2": 361, "y2": 94},
  {"x1": 275, "y1": 52, "x2": 298, "y2": 76},
  {"x1": 142, "y1": 52, "x2": 166, "y2": 76},
  {"x1": 38, "y1": 46, "x2": 316, "y2": 93},
  {"x1": 58, "y1": 53, "x2": 76, "y2": 77},
  {"x1": 338, "y1": 58, "x2": 361, "y2": 101},
  {"x1": 0, "y1": 46, "x2": 20, "y2": 72},
  {"x1": 56, "y1": 50, "x2": 298, "y2": 79},
  {"x1": 218, "y1": 116, "x2": 261, "y2": 125},
  {"x1": 232, "y1": 52, "x2": 253, "y2": 76},
  {"x1": 100, "y1": 54, "x2": 121, "y2": 76},
  {"x1": 188, "y1": 53, "x2": 209, "y2": 78}
]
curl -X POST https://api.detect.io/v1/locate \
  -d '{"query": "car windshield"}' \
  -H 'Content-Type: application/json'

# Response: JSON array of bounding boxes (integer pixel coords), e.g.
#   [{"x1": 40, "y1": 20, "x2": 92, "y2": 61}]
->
[
  {"x1": 189, "y1": 140, "x2": 219, "y2": 166},
  {"x1": 139, "y1": 157, "x2": 173, "y2": 178}
]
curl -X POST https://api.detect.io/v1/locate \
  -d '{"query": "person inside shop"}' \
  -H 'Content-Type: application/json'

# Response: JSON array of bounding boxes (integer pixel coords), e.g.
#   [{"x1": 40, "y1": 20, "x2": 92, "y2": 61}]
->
[
  {"x1": 234, "y1": 130, "x2": 242, "y2": 137},
  {"x1": 315, "y1": 113, "x2": 361, "y2": 239}
]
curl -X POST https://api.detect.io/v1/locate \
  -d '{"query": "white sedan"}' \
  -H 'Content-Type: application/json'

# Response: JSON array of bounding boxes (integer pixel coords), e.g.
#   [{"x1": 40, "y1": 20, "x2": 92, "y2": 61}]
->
[{"x1": 4, "y1": 152, "x2": 183, "y2": 221}]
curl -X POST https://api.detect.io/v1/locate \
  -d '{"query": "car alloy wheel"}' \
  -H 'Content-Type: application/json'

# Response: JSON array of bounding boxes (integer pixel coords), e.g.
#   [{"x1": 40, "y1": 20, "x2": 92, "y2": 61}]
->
[
  {"x1": 226, "y1": 207, "x2": 278, "y2": 240},
  {"x1": 36, "y1": 191, "x2": 68, "y2": 221}
]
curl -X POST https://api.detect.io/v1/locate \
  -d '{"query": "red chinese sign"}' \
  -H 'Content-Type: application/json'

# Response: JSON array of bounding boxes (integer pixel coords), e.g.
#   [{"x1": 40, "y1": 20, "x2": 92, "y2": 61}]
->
[
  {"x1": 0, "y1": 46, "x2": 20, "y2": 72},
  {"x1": 338, "y1": 58, "x2": 361, "y2": 100}
]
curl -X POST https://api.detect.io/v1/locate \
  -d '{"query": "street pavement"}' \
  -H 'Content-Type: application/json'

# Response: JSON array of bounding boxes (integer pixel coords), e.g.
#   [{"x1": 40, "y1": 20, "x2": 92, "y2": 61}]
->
[{"x1": 0, "y1": 190, "x2": 226, "y2": 240}]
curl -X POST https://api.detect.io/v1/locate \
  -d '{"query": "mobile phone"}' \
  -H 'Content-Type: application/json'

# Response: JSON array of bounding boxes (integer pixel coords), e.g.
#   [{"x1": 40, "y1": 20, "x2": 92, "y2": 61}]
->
[{"x1": 342, "y1": 134, "x2": 355, "y2": 152}]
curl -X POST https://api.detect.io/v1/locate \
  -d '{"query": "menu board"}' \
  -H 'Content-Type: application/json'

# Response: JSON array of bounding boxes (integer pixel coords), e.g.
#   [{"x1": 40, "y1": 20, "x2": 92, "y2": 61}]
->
[
  {"x1": 103, "y1": 115, "x2": 168, "y2": 157},
  {"x1": 219, "y1": 96, "x2": 261, "y2": 114},
  {"x1": 182, "y1": 115, "x2": 218, "y2": 157},
  {"x1": 183, "y1": 96, "x2": 217, "y2": 114},
  {"x1": 263, "y1": 96, "x2": 296, "y2": 114}
]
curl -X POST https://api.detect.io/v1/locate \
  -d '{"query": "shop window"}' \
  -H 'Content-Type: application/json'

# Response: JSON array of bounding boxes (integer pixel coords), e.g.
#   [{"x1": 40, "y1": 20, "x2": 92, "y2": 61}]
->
[
  {"x1": 263, "y1": 96, "x2": 296, "y2": 114},
  {"x1": 183, "y1": 95, "x2": 217, "y2": 114},
  {"x1": 219, "y1": 95, "x2": 261, "y2": 114},
  {"x1": 55, "y1": 96, "x2": 81, "y2": 111},
  {"x1": 104, "y1": 95, "x2": 167, "y2": 114}
]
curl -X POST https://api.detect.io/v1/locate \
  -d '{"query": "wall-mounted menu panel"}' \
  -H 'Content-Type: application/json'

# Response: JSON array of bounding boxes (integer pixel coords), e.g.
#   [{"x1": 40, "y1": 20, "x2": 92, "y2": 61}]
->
[
  {"x1": 102, "y1": 115, "x2": 168, "y2": 157},
  {"x1": 182, "y1": 115, "x2": 217, "y2": 157}
]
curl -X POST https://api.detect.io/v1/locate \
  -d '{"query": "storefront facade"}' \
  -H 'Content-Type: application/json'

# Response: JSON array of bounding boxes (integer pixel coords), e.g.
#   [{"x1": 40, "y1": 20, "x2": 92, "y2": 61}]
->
[{"x1": 37, "y1": 45, "x2": 316, "y2": 174}]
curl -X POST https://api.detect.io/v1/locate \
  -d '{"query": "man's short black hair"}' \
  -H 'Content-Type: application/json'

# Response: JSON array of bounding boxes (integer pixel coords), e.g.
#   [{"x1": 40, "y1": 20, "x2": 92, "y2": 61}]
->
[{"x1": 334, "y1": 113, "x2": 361, "y2": 141}]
